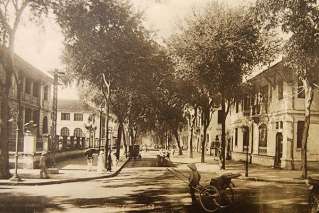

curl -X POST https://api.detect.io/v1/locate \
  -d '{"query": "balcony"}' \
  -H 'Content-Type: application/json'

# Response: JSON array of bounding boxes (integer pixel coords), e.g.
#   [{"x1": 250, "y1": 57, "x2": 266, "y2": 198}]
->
[{"x1": 258, "y1": 147, "x2": 267, "y2": 155}]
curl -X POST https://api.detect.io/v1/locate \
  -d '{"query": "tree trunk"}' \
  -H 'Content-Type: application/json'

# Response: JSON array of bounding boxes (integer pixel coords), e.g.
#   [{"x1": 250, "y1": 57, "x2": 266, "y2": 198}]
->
[
  {"x1": 221, "y1": 94, "x2": 226, "y2": 169},
  {"x1": 0, "y1": 85, "x2": 11, "y2": 179},
  {"x1": 0, "y1": 51, "x2": 14, "y2": 179},
  {"x1": 173, "y1": 129, "x2": 183, "y2": 155},
  {"x1": 104, "y1": 99, "x2": 110, "y2": 169},
  {"x1": 189, "y1": 107, "x2": 197, "y2": 158},
  {"x1": 201, "y1": 126, "x2": 208, "y2": 163},
  {"x1": 301, "y1": 79, "x2": 314, "y2": 179},
  {"x1": 122, "y1": 125, "x2": 127, "y2": 157},
  {"x1": 189, "y1": 125, "x2": 194, "y2": 158},
  {"x1": 116, "y1": 122, "x2": 123, "y2": 160}
]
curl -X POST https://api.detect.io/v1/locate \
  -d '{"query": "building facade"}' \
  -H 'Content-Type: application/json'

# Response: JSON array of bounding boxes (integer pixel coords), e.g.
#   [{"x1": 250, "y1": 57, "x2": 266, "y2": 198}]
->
[
  {"x1": 57, "y1": 99, "x2": 108, "y2": 150},
  {"x1": 0, "y1": 55, "x2": 53, "y2": 168},
  {"x1": 228, "y1": 61, "x2": 319, "y2": 169}
]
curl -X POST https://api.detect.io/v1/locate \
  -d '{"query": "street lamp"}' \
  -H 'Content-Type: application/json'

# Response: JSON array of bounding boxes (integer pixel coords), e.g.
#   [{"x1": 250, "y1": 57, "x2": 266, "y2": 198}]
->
[
  {"x1": 51, "y1": 70, "x2": 65, "y2": 167},
  {"x1": 241, "y1": 126, "x2": 249, "y2": 177},
  {"x1": 98, "y1": 105, "x2": 104, "y2": 152},
  {"x1": 9, "y1": 116, "x2": 21, "y2": 182}
]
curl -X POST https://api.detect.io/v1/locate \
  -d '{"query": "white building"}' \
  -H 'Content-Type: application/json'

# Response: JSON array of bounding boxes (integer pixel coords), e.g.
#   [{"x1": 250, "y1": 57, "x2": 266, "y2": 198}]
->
[
  {"x1": 57, "y1": 99, "x2": 106, "y2": 149},
  {"x1": 227, "y1": 61, "x2": 319, "y2": 169}
]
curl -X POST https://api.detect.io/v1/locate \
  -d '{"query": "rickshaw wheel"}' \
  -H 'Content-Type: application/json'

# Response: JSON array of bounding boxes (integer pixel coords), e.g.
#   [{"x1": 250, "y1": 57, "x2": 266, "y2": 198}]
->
[
  {"x1": 199, "y1": 185, "x2": 221, "y2": 212},
  {"x1": 219, "y1": 185, "x2": 234, "y2": 206},
  {"x1": 309, "y1": 192, "x2": 319, "y2": 213}
]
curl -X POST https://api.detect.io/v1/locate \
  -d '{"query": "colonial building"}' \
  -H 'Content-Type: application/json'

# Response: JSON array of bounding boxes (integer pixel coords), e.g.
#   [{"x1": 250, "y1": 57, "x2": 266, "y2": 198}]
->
[
  {"x1": 228, "y1": 61, "x2": 319, "y2": 169},
  {"x1": 57, "y1": 99, "x2": 107, "y2": 150},
  {"x1": 0, "y1": 55, "x2": 54, "y2": 168}
]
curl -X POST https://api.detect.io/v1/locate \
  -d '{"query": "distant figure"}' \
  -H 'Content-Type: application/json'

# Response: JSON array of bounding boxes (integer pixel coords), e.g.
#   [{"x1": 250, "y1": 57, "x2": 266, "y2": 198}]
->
[
  {"x1": 39, "y1": 151, "x2": 49, "y2": 179},
  {"x1": 113, "y1": 152, "x2": 119, "y2": 166},
  {"x1": 187, "y1": 164, "x2": 201, "y2": 204},
  {"x1": 97, "y1": 150, "x2": 105, "y2": 173},
  {"x1": 85, "y1": 149, "x2": 94, "y2": 171},
  {"x1": 107, "y1": 152, "x2": 112, "y2": 172}
]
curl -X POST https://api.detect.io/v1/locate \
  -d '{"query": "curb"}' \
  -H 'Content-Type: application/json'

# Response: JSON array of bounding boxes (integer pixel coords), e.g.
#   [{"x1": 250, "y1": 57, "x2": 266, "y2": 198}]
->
[
  {"x1": 0, "y1": 158, "x2": 130, "y2": 186},
  {"x1": 239, "y1": 176, "x2": 307, "y2": 185}
]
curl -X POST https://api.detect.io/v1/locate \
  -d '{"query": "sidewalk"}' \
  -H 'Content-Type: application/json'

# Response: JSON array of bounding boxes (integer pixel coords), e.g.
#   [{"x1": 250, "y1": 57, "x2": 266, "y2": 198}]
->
[
  {"x1": 170, "y1": 152, "x2": 317, "y2": 185},
  {"x1": 0, "y1": 154, "x2": 129, "y2": 186}
]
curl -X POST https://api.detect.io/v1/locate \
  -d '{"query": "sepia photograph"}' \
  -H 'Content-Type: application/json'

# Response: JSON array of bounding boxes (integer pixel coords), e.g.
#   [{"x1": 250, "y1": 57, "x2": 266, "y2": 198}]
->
[{"x1": 0, "y1": 0, "x2": 318, "y2": 212}]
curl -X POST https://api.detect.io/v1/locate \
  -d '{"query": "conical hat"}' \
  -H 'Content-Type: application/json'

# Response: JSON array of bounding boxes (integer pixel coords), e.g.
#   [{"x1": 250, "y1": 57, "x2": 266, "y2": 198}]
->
[{"x1": 187, "y1": 163, "x2": 197, "y2": 171}]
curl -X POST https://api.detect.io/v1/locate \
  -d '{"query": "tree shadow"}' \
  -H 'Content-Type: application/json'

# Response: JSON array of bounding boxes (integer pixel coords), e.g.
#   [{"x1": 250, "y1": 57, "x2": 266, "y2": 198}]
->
[{"x1": 0, "y1": 192, "x2": 65, "y2": 213}]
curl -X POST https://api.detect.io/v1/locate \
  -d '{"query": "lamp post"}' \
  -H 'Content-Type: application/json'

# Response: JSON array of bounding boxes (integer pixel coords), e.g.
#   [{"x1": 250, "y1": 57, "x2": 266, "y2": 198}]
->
[
  {"x1": 242, "y1": 126, "x2": 249, "y2": 177},
  {"x1": 98, "y1": 105, "x2": 104, "y2": 152},
  {"x1": 51, "y1": 70, "x2": 65, "y2": 167},
  {"x1": 10, "y1": 121, "x2": 21, "y2": 182}
]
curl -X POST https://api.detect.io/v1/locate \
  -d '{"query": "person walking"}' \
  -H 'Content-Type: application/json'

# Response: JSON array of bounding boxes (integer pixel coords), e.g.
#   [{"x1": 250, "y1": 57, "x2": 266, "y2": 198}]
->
[
  {"x1": 39, "y1": 151, "x2": 49, "y2": 179},
  {"x1": 85, "y1": 149, "x2": 94, "y2": 171},
  {"x1": 107, "y1": 152, "x2": 112, "y2": 172},
  {"x1": 187, "y1": 163, "x2": 201, "y2": 204}
]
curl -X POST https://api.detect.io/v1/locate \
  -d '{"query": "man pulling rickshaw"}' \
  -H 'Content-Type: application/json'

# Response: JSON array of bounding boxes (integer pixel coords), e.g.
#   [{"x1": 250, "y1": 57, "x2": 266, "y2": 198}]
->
[{"x1": 168, "y1": 164, "x2": 241, "y2": 212}]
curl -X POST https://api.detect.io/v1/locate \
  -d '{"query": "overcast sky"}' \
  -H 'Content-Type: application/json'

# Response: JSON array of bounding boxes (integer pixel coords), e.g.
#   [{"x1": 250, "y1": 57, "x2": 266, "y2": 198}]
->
[{"x1": 14, "y1": 0, "x2": 255, "y2": 99}]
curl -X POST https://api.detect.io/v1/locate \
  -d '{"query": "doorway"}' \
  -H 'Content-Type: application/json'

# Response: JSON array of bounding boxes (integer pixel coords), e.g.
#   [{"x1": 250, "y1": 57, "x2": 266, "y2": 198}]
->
[{"x1": 275, "y1": 133, "x2": 283, "y2": 168}]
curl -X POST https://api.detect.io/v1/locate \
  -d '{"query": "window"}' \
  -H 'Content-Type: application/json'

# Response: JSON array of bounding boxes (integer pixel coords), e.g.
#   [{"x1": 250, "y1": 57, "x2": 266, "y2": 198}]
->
[
  {"x1": 235, "y1": 128, "x2": 238, "y2": 146},
  {"x1": 33, "y1": 81, "x2": 40, "y2": 97},
  {"x1": 74, "y1": 113, "x2": 83, "y2": 121},
  {"x1": 278, "y1": 80, "x2": 283, "y2": 100},
  {"x1": 258, "y1": 124, "x2": 267, "y2": 147},
  {"x1": 243, "y1": 96, "x2": 250, "y2": 112},
  {"x1": 61, "y1": 127, "x2": 70, "y2": 137},
  {"x1": 33, "y1": 110, "x2": 40, "y2": 126},
  {"x1": 297, "y1": 80, "x2": 305, "y2": 98},
  {"x1": 24, "y1": 108, "x2": 32, "y2": 124},
  {"x1": 25, "y1": 78, "x2": 31, "y2": 94},
  {"x1": 261, "y1": 86, "x2": 269, "y2": 103},
  {"x1": 61, "y1": 113, "x2": 70, "y2": 120},
  {"x1": 44, "y1": 85, "x2": 49, "y2": 101},
  {"x1": 42, "y1": 116, "x2": 48, "y2": 134},
  {"x1": 235, "y1": 102, "x2": 239, "y2": 113},
  {"x1": 217, "y1": 110, "x2": 223, "y2": 124},
  {"x1": 297, "y1": 121, "x2": 304, "y2": 149},
  {"x1": 243, "y1": 126, "x2": 249, "y2": 148},
  {"x1": 74, "y1": 128, "x2": 83, "y2": 137}
]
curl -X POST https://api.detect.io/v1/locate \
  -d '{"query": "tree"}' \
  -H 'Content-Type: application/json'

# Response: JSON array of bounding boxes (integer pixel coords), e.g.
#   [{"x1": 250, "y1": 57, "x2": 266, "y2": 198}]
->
[
  {"x1": 255, "y1": 0, "x2": 319, "y2": 178},
  {"x1": 0, "y1": 0, "x2": 50, "y2": 179},
  {"x1": 169, "y1": 2, "x2": 278, "y2": 167},
  {"x1": 55, "y1": 0, "x2": 161, "y2": 165}
]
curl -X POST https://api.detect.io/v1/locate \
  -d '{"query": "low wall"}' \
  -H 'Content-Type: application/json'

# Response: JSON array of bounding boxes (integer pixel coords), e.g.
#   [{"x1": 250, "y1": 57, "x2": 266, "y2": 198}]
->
[
  {"x1": 232, "y1": 152, "x2": 275, "y2": 167},
  {"x1": 9, "y1": 149, "x2": 86, "y2": 169}
]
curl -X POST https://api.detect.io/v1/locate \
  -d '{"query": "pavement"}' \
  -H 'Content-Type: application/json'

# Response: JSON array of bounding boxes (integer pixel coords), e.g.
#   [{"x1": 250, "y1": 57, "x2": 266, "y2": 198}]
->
[
  {"x1": 0, "y1": 154, "x2": 129, "y2": 186},
  {"x1": 170, "y1": 151, "x2": 317, "y2": 185},
  {"x1": 0, "y1": 152, "x2": 309, "y2": 213}
]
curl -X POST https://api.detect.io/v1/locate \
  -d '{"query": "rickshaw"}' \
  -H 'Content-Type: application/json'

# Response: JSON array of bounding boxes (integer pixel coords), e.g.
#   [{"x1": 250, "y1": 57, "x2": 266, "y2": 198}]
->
[
  {"x1": 308, "y1": 175, "x2": 319, "y2": 213},
  {"x1": 128, "y1": 145, "x2": 141, "y2": 160},
  {"x1": 168, "y1": 168, "x2": 240, "y2": 212}
]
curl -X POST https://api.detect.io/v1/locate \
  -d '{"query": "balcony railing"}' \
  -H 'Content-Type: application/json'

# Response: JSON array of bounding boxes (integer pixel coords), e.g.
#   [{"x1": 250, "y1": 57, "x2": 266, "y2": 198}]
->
[{"x1": 258, "y1": 147, "x2": 267, "y2": 155}]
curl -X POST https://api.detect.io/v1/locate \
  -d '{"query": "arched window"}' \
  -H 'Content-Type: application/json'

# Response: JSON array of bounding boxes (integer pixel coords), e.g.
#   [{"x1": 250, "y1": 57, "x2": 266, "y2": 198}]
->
[
  {"x1": 74, "y1": 128, "x2": 83, "y2": 137},
  {"x1": 61, "y1": 127, "x2": 70, "y2": 137},
  {"x1": 258, "y1": 124, "x2": 267, "y2": 147},
  {"x1": 42, "y1": 116, "x2": 48, "y2": 134}
]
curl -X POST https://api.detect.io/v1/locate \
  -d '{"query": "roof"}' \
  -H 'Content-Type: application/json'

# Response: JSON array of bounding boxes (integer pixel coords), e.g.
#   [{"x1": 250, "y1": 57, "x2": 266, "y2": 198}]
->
[
  {"x1": 14, "y1": 54, "x2": 53, "y2": 82},
  {"x1": 57, "y1": 99, "x2": 96, "y2": 112},
  {"x1": 244, "y1": 57, "x2": 293, "y2": 84}
]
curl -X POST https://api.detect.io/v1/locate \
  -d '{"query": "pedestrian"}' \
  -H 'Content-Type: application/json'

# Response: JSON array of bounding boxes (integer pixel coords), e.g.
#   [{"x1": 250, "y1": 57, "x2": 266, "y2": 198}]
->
[
  {"x1": 187, "y1": 163, "x2": 201, "y2": 204},
  {"x1": 97, "y1": 150, "x2": 105, "y2": 173},
  {"x1": 113, "y1": 152, "x2": 119, "y2": 167},
  {"x1": 85, "y1": 149, "x2": 94, "y2": 171},
  {"x1": 39, "y1": 151, "x2": 49, "y2": 179},
  {"x1": 107, "y1": 152, "x2": 112, "y2": 172}
]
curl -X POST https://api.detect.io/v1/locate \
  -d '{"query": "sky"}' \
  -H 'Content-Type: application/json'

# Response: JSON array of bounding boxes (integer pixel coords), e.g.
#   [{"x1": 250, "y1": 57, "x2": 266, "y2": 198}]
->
[{"x1": 14, "y1": 0, "x2": 255, "y2": 100}]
